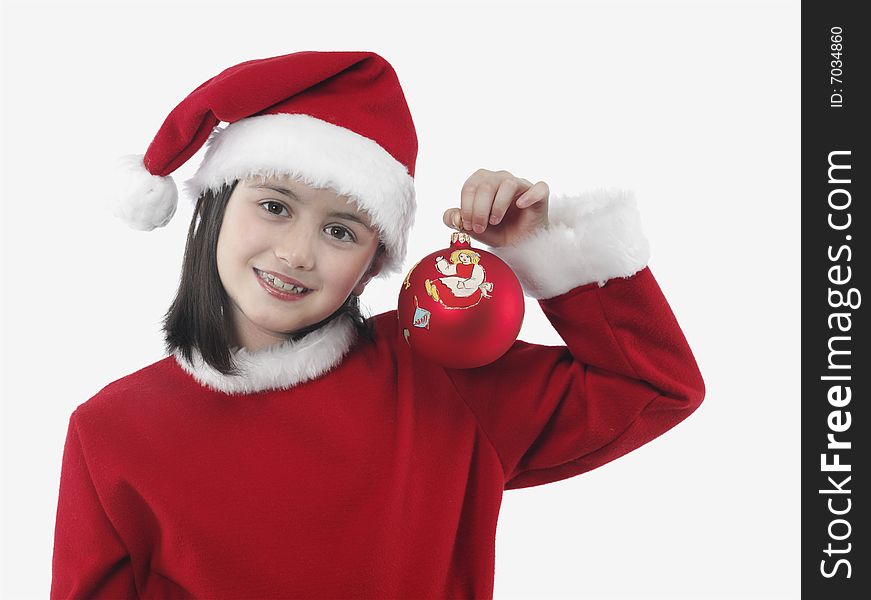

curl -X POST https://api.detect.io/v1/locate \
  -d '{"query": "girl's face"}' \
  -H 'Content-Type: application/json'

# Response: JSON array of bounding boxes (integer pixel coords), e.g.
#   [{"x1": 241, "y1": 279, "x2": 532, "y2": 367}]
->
[
  {"x1": 458, "y1": 253, "x2": 472, "y2": 265},
  {"x1": 216, "y1": 174, "x2": 383, "y2": 352}
]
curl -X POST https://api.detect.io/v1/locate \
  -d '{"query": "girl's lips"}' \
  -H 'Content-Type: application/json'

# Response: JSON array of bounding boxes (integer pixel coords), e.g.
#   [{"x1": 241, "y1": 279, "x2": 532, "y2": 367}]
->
[
  {"x1": 254, "y1": 268, "x2": 312, "y2": 301},
  {"x1": 255, "y1": 268, "x2": 311, "y2": 290}
]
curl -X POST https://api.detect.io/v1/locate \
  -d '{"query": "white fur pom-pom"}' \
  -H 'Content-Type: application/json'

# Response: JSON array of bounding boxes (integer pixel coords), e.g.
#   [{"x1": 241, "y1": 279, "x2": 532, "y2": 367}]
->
[{"x1": 111, "y1": 154, "x2": 178, "y2": 230}]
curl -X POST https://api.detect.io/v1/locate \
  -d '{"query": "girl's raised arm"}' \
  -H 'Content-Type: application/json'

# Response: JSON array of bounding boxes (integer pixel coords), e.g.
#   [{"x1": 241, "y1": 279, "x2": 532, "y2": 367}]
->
[{"x1": 443, "y1": 174, "x2": 705, "y2": 489}]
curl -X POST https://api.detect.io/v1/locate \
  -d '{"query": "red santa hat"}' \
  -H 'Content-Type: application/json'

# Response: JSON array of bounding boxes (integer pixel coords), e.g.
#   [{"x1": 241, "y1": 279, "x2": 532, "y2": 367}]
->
[{"x1": 114, "y1": 50, "x2": 418, "y2": 277}]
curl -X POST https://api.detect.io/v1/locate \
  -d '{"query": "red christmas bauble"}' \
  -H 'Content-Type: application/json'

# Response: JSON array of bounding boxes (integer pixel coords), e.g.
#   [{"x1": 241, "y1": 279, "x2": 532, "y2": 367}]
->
[{"x1": 397, "y1": 231, "x2": 524, "y2": 368}]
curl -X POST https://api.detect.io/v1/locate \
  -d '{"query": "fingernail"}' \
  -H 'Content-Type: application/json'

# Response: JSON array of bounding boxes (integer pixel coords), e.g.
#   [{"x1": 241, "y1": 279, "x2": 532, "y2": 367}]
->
[
  {"x1": 489, "y1": 215, "x2": 500, "y2": 225},
  {"x1": 473, "y1": 223, "x2": 485, "y2": 233},
  {"x1": 462, "y1": 219, "x2": 471, "y2": 230}
]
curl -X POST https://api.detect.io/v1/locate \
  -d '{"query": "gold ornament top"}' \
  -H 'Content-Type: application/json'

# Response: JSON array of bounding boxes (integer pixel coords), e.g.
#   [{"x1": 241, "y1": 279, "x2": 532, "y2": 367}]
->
[{"x1": 451, "y1": 231, "x2": 472, "y2": 246}]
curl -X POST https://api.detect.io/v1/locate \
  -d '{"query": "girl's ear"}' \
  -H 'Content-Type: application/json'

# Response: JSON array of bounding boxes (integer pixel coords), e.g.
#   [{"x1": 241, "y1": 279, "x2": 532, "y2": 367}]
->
[{"x1": 353, "y1": 246, "x2": 387, "y2": 296}]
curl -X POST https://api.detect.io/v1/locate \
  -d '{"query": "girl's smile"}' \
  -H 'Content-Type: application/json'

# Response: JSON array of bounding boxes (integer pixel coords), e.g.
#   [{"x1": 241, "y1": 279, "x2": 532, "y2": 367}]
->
[
  {"x1": 216, "y1": 174, "x2": 383, "y2": 352},
  {"x1": 254, "y1": 268, "x2": 314, "y2": 296}
]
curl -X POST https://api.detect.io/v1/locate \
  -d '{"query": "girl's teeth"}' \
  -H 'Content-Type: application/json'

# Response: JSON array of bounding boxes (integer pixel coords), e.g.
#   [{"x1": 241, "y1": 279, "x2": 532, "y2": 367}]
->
[{"x1": 259, "y1": 270, "x2": 307, "y2": 293}]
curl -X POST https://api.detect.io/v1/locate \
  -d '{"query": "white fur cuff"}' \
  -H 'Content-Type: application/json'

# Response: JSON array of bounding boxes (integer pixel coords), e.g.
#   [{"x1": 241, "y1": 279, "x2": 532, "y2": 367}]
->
[{"x1": 488, "y1": 188, "x2": 650, "y2": 299}]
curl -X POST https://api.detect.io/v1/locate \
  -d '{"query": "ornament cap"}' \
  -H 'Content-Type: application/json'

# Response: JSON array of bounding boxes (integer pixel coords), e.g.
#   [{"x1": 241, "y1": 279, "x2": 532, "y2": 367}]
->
[{"x1": 450, "y1": 231, "x2": 473, "y2": 248}]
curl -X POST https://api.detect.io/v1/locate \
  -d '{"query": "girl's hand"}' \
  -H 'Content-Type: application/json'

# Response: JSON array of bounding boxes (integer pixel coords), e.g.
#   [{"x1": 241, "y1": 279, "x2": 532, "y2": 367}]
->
[{"x1": 442, "y1": 169, "x2": 549, "y2": 247}]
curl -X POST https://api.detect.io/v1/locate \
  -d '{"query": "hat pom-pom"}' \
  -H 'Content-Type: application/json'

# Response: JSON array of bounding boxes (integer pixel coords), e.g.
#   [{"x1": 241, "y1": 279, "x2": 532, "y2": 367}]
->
[{"x1": 111, "y1": 154, "x2": 178, "y2": 230}]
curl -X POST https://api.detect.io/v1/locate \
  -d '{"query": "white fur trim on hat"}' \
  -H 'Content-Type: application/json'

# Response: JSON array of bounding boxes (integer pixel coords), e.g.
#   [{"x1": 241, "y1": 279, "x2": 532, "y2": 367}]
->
[
  {"x1": 173, "y1": 313, "x2": 358, "y2": 394},
  {"x1": 111, "y1": 154, "x2": 178, "y2": 231},
  {"x1": 488, "y1": 188, "x2": 651, "y2": 299},
  {"x1": 182, "y1": 114, "x2": 416, "y2": 278}
]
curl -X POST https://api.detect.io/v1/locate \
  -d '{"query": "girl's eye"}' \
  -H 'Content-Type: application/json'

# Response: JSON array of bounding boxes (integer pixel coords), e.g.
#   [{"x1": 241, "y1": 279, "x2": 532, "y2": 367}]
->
[
  {"x1": 259, "y1": 201, "x2": 355, "y2": 243},
  {"x1": 325, "y1": 225, "x2": 355, "y2": 243},
  {"x1": 260, "y1": 200, "x2": 288, "y2": 217}
]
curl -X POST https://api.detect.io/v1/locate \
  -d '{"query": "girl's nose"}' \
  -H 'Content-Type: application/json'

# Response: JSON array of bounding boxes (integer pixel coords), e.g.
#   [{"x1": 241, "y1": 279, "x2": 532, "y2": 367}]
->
[{"x1": 275, "y1": 230, "x2": 316, "y2": 271}]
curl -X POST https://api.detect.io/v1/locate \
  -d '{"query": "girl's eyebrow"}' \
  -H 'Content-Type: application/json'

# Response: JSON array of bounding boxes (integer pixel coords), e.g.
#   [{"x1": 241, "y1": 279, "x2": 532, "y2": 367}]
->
[
  {"x1": 329, "y1": 211, "x2": 374, "y2": 231},
  {"x1": 252, "y1": 183, "x2": 373, "y2": 231},
  {"x1": 251, "y1": 183, "x2": 300, "y2": 200}
]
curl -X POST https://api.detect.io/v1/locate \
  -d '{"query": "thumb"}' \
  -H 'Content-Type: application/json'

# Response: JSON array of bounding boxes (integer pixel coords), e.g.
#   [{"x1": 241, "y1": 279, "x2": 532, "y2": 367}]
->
[{"x1": 442, "y1": 208, "x2": 462, "y2": 229}]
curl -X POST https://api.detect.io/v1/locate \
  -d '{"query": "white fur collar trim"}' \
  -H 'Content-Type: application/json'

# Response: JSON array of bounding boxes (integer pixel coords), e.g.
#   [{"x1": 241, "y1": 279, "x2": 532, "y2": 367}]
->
[
  {"x1": 172, "y1": 315, "x2": 358, "y2": 395},
  {"x1": 182, "y1": 113, "x2": 416, "y2": 278}
]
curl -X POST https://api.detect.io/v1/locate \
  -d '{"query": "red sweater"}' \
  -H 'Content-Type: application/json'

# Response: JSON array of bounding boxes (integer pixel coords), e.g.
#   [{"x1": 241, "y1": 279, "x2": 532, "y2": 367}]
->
[{"x1": 51, "y1": 267, "x2": 704, "y2": 599}]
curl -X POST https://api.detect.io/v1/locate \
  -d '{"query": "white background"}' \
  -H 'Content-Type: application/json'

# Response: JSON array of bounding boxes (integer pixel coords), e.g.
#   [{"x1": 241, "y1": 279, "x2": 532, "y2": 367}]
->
[{"x1": 0, "y1": 0, "x2": 800, "y2": 597}]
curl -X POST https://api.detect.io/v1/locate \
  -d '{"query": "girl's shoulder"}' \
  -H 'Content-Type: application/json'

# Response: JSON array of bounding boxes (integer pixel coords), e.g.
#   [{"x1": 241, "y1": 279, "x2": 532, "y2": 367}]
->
[
  {"x1": 362, "y1": 308, "x2": 414, "y2": 360},
  {"x1": 73, "y1": 311, "x2": 406, "y2": 427},
  {"x1": 368, "y1": 308, "x2": 399, "y2": 337},
  {"x1": 72, "y1": 355, "x2": 193, "y2": 425}
]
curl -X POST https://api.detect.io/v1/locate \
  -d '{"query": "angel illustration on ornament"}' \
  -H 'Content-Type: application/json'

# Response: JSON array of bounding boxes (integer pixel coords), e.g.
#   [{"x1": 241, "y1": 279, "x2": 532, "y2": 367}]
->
[{"x1": 424, "y1": 248, "x2": 494, "y2": 309}]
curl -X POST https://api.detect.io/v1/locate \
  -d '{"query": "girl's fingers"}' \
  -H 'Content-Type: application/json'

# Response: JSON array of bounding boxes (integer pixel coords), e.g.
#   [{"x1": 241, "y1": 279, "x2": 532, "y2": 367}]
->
[
  {"x1": 442, "y1": 208, "x2": 462, "y2": 229},
  {"x1": 471, "y1": 181, "x2": 498, "y2": 233},
  {"x1": 490, "y1": 178, "x2": 528, "y2": 225},
  {"x1": 459, "y1": 177, "x2": 479, "y2": 230},
  {"x1": 516, "y1": 181, "x2": 550, "y2": 208},
  {"x1": 456, "y1": 171, "x2": 544, "y2": 234}
]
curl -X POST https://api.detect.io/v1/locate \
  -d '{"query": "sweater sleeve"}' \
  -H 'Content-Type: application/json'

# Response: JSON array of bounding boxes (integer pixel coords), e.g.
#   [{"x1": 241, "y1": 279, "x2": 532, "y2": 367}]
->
[
  {"x1": 51, "y1": 410, "x2": 138, "y2": 599},
  {"x1": 443, "y1": 189, "x2": 706, "y2": 490}
]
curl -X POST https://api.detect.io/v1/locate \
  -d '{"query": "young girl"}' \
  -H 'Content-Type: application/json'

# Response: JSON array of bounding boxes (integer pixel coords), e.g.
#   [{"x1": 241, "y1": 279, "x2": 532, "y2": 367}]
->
[{"x1": 51, "y1": 50, "x2": 705, "y2": 599}]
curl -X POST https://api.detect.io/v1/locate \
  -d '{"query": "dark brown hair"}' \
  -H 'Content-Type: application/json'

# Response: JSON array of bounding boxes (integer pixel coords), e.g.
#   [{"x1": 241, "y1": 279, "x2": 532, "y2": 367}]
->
[{"x1": 161, "y1": 179, "x2": 380, "y2": 376}]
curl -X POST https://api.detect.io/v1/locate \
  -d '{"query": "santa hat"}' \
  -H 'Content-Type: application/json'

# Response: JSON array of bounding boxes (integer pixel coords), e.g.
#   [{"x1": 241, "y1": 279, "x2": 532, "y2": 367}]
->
[{"x1": 113, "y1": 50, "x2": 418, "y2": 277}]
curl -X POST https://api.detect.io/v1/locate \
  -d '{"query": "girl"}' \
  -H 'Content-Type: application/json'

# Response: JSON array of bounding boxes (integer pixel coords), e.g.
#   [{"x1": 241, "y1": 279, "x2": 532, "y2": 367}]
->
[{"x1": 51, "y1": 51, "x2": 705, "y2": 599}]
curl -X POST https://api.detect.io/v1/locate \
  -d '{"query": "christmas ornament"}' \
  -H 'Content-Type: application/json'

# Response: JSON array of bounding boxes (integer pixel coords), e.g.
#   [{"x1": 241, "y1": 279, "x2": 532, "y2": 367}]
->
[{"x1": 397, "y1": 231, "x2": 524, "y2": 368}]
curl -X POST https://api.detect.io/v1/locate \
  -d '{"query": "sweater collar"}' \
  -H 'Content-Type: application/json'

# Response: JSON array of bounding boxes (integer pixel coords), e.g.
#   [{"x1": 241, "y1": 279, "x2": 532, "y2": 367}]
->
[{"x1": 172, "y1": 314, "x2": 358, "y2": 395}]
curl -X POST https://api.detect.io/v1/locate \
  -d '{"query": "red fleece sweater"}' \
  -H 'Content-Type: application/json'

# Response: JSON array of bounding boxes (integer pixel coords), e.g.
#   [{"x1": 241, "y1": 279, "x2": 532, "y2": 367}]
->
[{"x1": 51, "y1": 267, "x2": 704, "y2": 599}]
